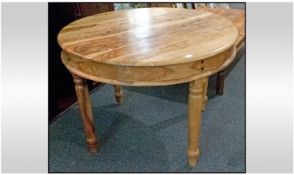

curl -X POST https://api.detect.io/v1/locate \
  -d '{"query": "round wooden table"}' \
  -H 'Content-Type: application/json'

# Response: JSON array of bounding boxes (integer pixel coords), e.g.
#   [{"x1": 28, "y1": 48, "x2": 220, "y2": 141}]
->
[{"x1": 57, "y1": 8, "x2": 238, "y2": 167}]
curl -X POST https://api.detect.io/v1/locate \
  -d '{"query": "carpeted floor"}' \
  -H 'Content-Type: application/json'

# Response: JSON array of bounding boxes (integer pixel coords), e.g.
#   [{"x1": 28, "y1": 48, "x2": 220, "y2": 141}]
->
[{"x1": 49, "y1": 48, "x2": 245, "y2": 173}]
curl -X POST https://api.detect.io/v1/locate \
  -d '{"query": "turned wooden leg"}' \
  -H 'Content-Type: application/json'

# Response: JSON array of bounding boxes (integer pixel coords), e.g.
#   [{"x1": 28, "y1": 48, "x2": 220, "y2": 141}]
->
[
  {"x1": 216, "y1": 71, "x2": 225, "y2": 95},
  {"x1": 187, "y1": 79, "x2": 204, "y2": 167},
  {"x1": 72, "y1": 74, "x2": 99, "y2": 152},
  {"x1": 114, "y1": 85, "x2": 123, "y2": 105},
  {"x1": 202, "y1": 77, "x2": 208, "y2": 112}
]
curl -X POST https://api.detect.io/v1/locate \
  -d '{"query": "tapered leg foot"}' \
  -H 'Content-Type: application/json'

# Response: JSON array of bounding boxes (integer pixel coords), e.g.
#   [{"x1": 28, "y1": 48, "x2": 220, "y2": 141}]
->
[
  {"x1": 216, "y1": 71, "x2": 225, "y2": 95},
  {"x1": 187, "y1": 79, "x2": 204, "y2": 167},
  {"x1": 72, "y1": 74, "x2": 99, "y2": 152},
  {"x1": 114, "y1": 85, "x2": 123, "y2": 105},
  {"x1": 188, "y1": 149, "x2": 200, "y2": 167},
  {"x1": 88, "y1": 138, "x2": 98, "y2": 153},
  {"x1": 202, "y1": 77, "x2": 208, "y2": 111}
]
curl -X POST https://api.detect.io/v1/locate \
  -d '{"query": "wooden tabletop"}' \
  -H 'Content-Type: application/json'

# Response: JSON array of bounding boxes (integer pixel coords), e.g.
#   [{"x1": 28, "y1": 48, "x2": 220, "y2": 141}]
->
[
  {"x1": 58, "y1": 8, "x2": 238, "y2": 67},
  {"x1": 199, "y1": 7, "x2": 245, "y2": 49},
  {"x1": 58, "y1": 8, "x2": 240, "y2": 167}
]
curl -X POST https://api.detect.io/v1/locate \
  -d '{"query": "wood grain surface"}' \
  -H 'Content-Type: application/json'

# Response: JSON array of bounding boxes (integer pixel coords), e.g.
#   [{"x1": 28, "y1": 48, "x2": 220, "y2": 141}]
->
[
  {"x1": 61, "y1": 46, "x2": 236, "y2": 86},
  {"x1": 199, "y1": 8, "x2": 245, "y2": 48},
  {"x1": 72, "y1": 74, "x2": 98, "y2": 152},
  {"x1": 58, "y1": 8, "x2": 238, "y2": 67},
  {"x1": 199, "y1": 7, "x2": 245, "y2": 95},
  {"x1": 57, "y1": 8, "x2": 241, "y2": 167}
]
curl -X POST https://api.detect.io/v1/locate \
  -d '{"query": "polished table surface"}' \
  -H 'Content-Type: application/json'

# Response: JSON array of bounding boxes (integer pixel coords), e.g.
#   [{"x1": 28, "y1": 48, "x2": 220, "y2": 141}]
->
[
  {"x1": 57, "y1": 8, "x2": 239, "y2": 167},
  {"x1": 58, "y1": 8, "x2": 238, "y2": 86}
]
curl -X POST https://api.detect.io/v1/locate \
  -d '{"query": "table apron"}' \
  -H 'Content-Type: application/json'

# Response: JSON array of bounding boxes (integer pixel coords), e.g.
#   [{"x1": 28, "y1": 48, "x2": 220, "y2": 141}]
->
[{"x1": 61, "y1": 46, "x2": 236, "y2": 86}]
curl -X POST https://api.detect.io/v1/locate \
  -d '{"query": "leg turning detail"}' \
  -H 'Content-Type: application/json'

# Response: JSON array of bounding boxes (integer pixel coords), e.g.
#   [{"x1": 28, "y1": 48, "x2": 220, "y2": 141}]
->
[
  {"x1": 72, "y1": 74, "x2": 99, "y2": 152},
  {"x1": 187, "y1": 79, "x2": 204, "y2": 167}
]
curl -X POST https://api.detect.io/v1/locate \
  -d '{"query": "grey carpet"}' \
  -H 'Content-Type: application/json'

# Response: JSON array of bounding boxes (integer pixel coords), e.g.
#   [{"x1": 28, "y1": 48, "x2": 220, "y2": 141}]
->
[{"x1": 49, "y1": 49, "x2": 245, "y2": 172}]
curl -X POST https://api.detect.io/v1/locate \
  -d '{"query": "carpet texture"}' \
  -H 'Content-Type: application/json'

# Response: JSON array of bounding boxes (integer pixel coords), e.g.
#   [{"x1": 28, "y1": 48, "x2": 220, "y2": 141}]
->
[{"x1": 49, "y1": 49, "x2": 245, "y2": 172}]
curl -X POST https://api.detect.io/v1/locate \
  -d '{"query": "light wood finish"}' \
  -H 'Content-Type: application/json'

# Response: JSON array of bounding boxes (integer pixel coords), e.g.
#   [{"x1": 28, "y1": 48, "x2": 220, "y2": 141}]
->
[
  {"x1": 188, "y1": 79, "x2": 204, "y2": 166},
  {"x1": 61, "y1": 47, "x2": 236, "y2": 86},
  {"x1": 200, "y1": 8, "x2": 245, "y2": 54},
  {"x1": 58, "y1": 8, "x2": 239, "y2": 167},
  {"x1": 202, "y1": 77, "x2": 208, "y2": 111},
  {"x1": 72, "y1": 74, "x2": 98, "y2": 152},
  {"x1": 58, "y1": 8, "x2": 238, "y2": 67},
  {"x1": 113, "y1": 85, "x2": 123, "y2": 105},
  {"x1": 199, "y1": 8, "x2": 245, "y2": 95},
  {"x1": 200, "y1": 8, "x2": 244, "y2": 38}
]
